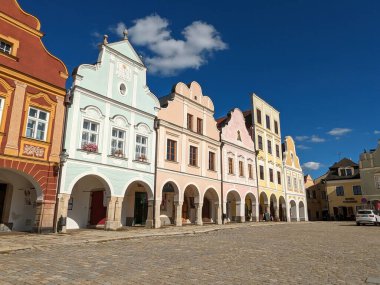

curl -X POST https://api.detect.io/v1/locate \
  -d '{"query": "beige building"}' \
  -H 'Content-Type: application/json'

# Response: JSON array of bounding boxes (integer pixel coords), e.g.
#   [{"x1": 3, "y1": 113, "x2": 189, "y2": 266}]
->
[
  {"x1": 359, "y1": 140, "x2": 380, "y2": 211},
  {"x1": 245, "y1": 94, "x2": 285, "y2": 221},
  {"x1": 282, "y1": 136, "x2": 308, "y2": 221},
  {"x1": 305, "y1": 174, "x2": 329, "y2": 221},
  {"x1": 155, "y1": 81, "x2": 221, "y2": 228}
]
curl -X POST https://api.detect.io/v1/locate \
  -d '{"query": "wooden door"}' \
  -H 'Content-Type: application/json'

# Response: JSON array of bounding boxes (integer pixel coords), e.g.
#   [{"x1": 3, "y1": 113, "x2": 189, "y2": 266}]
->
[
  {"x1": 134, "y1": 192, "x2": 147, "y2": 225},
  {"x1": 90, "y1": 190, "x2": 107, "y2": 226}
]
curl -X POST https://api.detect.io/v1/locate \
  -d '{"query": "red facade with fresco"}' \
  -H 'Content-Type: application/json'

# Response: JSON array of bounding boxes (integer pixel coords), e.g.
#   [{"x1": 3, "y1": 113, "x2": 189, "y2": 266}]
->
[{"x1": 0, "y1": 0, "x2": 68, "y2": 232}]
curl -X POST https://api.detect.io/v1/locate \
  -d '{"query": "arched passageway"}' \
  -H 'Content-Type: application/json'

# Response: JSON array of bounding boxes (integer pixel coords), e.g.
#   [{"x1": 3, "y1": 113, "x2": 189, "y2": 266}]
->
[
  {"x1": 270, "y1": 194, "x2": 278, "y2": 221},
  {"x1": 226, "y1": 190, "x2": 242, "y2": 222},
  {"x1": 279, "y1": 196, "x2": 286, "y2": 222},
  {"x1": 259, "y1": 192, "x2": 269, "y2": 221},
  {"x1": 0, "y1": 168, "x2": 43, "y2": 232},
  {"x1": 299, "y1": 201, "x2": 306, "y2": 221},
  {"x1": 122, "y1": 181, "x2": 153, "y2": 227},
  {"x1": 159, "y1": 182, "x2": 179, "y2": 226},
  {"x1": 290, "y1": 200, "x2": 297, "y2": 222},
  {"x1": 245, "y1": 193, "x2": 257, "y2": 222},
  {"x1": 67, "y1": 175, "x2": 111, "y2": 230},
  {"x1": 182, "y1": 185, "x2": 200, "y2": 225},
  {"x1": 203, "y1": 188, "x2": 220, "y2": 224}
]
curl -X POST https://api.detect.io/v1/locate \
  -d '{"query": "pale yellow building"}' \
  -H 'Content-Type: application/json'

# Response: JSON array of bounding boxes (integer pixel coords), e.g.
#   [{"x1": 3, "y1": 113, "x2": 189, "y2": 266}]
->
[{"x1": 245, "y1": 94, "x2": 284, "y2": 221}]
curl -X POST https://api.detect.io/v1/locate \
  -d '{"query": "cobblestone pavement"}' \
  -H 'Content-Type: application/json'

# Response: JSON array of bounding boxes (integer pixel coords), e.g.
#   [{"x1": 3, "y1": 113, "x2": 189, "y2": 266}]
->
[{"x1": 0, "y1": 222, "x2": 379, "y2": 284}]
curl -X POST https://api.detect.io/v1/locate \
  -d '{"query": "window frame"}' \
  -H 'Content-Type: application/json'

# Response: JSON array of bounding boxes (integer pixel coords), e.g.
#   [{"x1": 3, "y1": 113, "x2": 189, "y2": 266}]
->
[
  {"x1": 0, "y1": 40, "x2": 12, "y2": 55},
  {"x1": 189, "y1": 145, "x2": 198, "y2": 167},
  {"x1": 277, "y1": 171, "x2": 281, "y2": 185},
  {"x1": 276, "y1": 144, "x2": 280, "y2": 158},
  {"x1": 187, "y1": 113, "x2": 193, "y2": 131},
  {"x1": 259, "y1": 165, "x2": 264, "y2": 180},
  {"x1": 336, "y1": 186, "x2": 344, "y2": 196},
  {"x1": 26, "y1": 106, "x2": 49, "y2": 141},
  {"x1": 256, "y1": 108, "x2": 262, "y2": 125},
  {"x1": 274, "y1": 120, "x2": 279, "y2": 134},
  {"x1": 135, "y1": 134, "x2": 148, "y2": 161},
  {"x1": 267, "y1": 140, "x2": 272, "y2": 154},
  {"x1": 196, "y1": 118, "x2": 203, "y2": 134},
  {"x1": 265, "y1": 115, "x2": 271, "y2": 130},
  {"x1": 208, "y1": 151, "x2": 215, "y2": 171},
  {"x1": 166, "y1": 139, "x2": 177, "y2": 162},
  {"x1": 352, "y1": 185, "x2": 362, "y2": 196},
  {"x1": 81, "y1": 119, "x2": 100, "y2": 148},
  {"x1": 258, "y1": 135, "x2": 263, "y2": 150},
  {"x1": 248, "y1": 164, "x2": 253, "y2": 179},
  {"x1": 269, "y1": 168, "x2": 274, "y2": 182},
  {"x1": 110, "y1": 127, "x2": 126, "y2": 157},
  {"x1": 228, "y1": 157, "x2": 234, "y2": 175},
  {"x1": 239, "y1": 160, "x2": 244, "y2": 177}
]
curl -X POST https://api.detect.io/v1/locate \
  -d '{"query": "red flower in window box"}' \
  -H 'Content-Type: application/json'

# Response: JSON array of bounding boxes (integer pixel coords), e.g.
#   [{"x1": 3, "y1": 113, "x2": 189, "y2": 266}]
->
[{"x1": 82, "y1": 143, "x2": 98, "y2": 152}]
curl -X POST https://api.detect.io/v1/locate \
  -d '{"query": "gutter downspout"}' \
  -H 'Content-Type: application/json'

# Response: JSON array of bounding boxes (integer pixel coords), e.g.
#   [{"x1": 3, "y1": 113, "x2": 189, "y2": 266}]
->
[
  {"x1": 219, "y1": 131, "x2": 225, "y2": 224},
  {"x1": 153, "y1": 117, "x2": 160, "y2": 228},
  {"x1": 53, "y1": 89, "x2": 70, "y2": 233}
]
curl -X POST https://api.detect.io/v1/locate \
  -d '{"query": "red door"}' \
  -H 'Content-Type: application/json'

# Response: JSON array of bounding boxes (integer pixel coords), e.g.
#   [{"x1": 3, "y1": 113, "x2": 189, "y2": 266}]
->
[{"x1": 90, "y1": 191, "x2": 107, "y2": 226}]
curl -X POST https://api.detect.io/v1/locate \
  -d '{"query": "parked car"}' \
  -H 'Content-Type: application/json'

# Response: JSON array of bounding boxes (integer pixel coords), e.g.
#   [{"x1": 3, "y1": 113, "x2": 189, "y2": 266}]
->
[{"x1": 356, "y1": 210, "x2": 380, "y2": 226}]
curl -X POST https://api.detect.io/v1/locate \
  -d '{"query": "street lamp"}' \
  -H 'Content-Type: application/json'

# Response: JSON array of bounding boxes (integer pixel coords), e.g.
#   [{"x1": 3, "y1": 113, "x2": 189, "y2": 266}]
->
[{"x1": 59, "y1": 149, "x2": 69, "y2": 165}]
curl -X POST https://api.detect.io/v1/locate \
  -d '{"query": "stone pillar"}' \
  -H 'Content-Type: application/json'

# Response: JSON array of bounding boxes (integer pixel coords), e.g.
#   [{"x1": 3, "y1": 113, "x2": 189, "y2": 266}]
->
[
  {"x1": 296, "y1": 205, "x2": 300, "y2": 222},
  {"x1": 251, "y1": 203, "x2": 257, "y2": 222},
  {"x1": 145, "y1": 199, "x2": 154, "y2": 228},
  {"x1": 154, "y1": 199, "x2": 161, "y2": 229},
  {"x1": 286, "y1": 202, "x2": 291, "y2": 222},
  {"x1": 56, "y1": 193, "x2": 70, "y2": 233},
  {"x1": 4, "y1": 80, "x2": 26, "y2": 156},
  {"x1": 195, "y1": 203, "x2": 203, "y2": 226},
  {"x1": 174, "y1": 201, "x2": 183, "y2": 226},
  {"x1": 105, "y1": 196, "x2": 121, "y2": 230},
  {"x1": 49, "y1": 96, "x2": 65, "y2": 162},
  {"x1": 275, "y1": 207, "x2": 280, "y2": 222},
  {"x1": 216, "y1": 203, "x2": 222, "y2": 225},
  {"x1": 236, "y1": 201, "x2": 244, "y2": 222}
]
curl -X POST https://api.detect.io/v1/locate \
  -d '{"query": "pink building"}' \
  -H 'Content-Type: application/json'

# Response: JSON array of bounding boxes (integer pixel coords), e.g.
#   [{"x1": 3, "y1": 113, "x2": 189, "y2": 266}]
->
[{"x1": 217, "y1": 108, "x2": 259, "y2": 222}]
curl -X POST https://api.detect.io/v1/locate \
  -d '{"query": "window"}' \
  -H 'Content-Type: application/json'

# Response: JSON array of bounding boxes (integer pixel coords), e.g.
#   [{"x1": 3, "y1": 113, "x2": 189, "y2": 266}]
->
[
  {"x1": 312, "y1": 190, "x2": 317, "y2": 199},
  {"x1": 0, "y1": 40, "x2": 12, "y2": 55},
  {"x1": 196, "y1": 118, "x2": 203, "y2": 134},
  {"x1": 287, "y1": 176, "x2": 291, "y2": 189},
  {"x1": 208, "y1": 151, "x2": 215, "y2": 171},
  {"x1": 276, "y1": 144, "x2": 280, "y2": 158},
  {"x1": 353, "y1": 185, "x2": 362, "y2": 195},
  {"x1": 269, "y1": 168, "x2": 274, "y2": 182},
  {"x1": 258, "y1": 135, "x2": 263, "y2": 150},
  {"x1": 135, "y1": 135, "x2": 148, "y2": 161},
  {"x1": 321, "y1": 191, "x2": 327, "y2": 200},
  {"x1": 81, "y1": 120, "x2": 99, "y2": 148},
  {"x1": 256, "y1": 108, "x2": 262, "y2": 124},
  {"x1": 111, "y1": 128, "x2": 126, "y2": 156},
  {"x1": 228, "y1": 158, "x2": 234, "y2": 174},
  {"x1": 294, "y1": 178, "x2": 297, "y2": 191},
  {"x1": 267, "y1": 140, "x2": 272, "y2": 154},
  {"x1": 266, "y1": 115, "x2": 271, "y2": 130},
  {"x1": 189, "y1": 146, "x2": 198, "y2": 166},
  {"x1": 26, "y1": 107, "x2": 49, "y2": 141},
  {"x1": 119, "y1": 83, "x2": 127, "y2": 95},
  {"x1": 166, "y1": 139, "x2": 177, "y2": 161},
  {"x1": 237, "y1": 130, "x2": 241, "y2": 141},
  {"x1": 346, "y1": 168, "x2": 353, "y2": 176},
  {"x1": 299, "y1": 180, "x2": 303, "y2": 192},
  {"x1": 274, "y1": 120, "x2": 279, "y2": 134},
  {"x1": 0, "y1": 97, "x2": 4, "y2": 124},
  {"x1": 340, "y1": 168, "x2": 353, "y2": 176},
  {"x1": 277, "y1": 171, "x2": 281, "y2": 185},
  {"x1": 248, "y1": 164, "x2": 253, "y2": 179},
  {"x1": 239, "y1": 161, "x2": 244, "y2": 177},
  {"x1": 259, "y1": 165, "x2": 264, "y2": 180},
  {"x1": 336, "y1": 186, "x2": 344, "y2": 196},
  {"x1": 187, "y1": 114, "x2": 193, "y2": 131}
]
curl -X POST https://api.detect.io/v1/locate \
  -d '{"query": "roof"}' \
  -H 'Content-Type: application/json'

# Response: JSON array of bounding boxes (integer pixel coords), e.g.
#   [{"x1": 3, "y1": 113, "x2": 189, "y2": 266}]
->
[
  {"x1": 325, "y1": 158, "x2": 360, "y2": 181},
  {"x1": 330, "y1": 158, "x2": 358, "y2": 169}
]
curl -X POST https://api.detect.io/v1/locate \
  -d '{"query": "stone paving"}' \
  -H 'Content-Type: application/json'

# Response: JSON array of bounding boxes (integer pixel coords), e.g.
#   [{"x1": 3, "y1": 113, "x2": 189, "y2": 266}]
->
[{"x1": 0, "y1": 222, "x2": 379, "y2": 284}]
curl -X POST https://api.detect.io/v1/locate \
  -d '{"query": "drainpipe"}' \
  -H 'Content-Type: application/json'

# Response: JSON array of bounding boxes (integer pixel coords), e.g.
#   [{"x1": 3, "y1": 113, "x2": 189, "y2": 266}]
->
[
  {"x1": 219, "y1": 131, "x2": 225, "y2": 224},
  {"x1": 53, "y1": 89, "x2": 71, "y2": 233},
  {"x1": 153, "y1": 117, "x2": 160, "y2": 228},
  {"x1": 250, "y1": 124, "x2": 260, "y2": 222}
]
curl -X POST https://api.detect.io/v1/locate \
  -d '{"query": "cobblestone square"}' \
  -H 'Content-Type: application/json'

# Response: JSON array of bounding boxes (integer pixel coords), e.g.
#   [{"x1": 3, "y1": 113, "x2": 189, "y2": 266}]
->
[{"x1": 0, "y1": 222, "x2": 379, "y2": 284}]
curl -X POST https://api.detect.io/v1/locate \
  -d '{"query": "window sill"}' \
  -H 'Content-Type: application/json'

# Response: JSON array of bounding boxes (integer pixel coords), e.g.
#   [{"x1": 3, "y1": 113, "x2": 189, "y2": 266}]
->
[
  {"x1": 108, "y1": 155, "x2": 128, "y2": 161},
  {"x1": 77, "y1": 149, "x2": 101, "y2": 155},
  {"x1": 207, "y1": 169, "x2": 217, "y2": 172},
  {"x1": 227, "y1": 173, "x2": 235, "y2": 176},
  {"x1": 133, "y1": 159, "x2": 150, "y2": 165},
  {"x1": 165, "y1": 159, "x2": 179, "y2": 164},
  {"x1": 0, "y1": 52, "x2": 18, "y2": 62},
  {"x1": 188, "y1": 164, "x2": 199, "y2": 169},
  {"x1": 22, "y1": 136, "x2": 51, "y2": 146}
]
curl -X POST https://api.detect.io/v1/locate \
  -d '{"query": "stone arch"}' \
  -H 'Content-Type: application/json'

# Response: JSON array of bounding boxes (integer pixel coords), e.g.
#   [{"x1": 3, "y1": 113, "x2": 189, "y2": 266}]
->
[
  {"x1": 245, "y1": 192, "x2": 258, "y2": 222},
  {"x1": 289, "y1": 200, "x2": 297, "y2": 222},
  {"x1": 299, "y1": 200, "x2": 306, "y2": 221},
  {"x1": 226, "y1": 190, "x2": 242, "y2": 223},
  {"x1": 202, "y1": 188, "x2": 220, "y2": 224},
  {"x1": 159, "y1": 181, "x2": 180, "y2": 226},
  {"x1": 270, "y1": 194, "x2": 278, "y2": 221},
  {"x1": 182, "y1": 184, "x2": 200, "y2": 224},
  {"x1": 259, "y1": 192, "x2": 269, "y2": 221},
  {"x1": 66, "y1": 174, "x2": 112, "y2": 230},
  {"x1": 279, "y1": 196, "x2": 286, "y2": 221},
  {"x1": 0, "y1": 167, "x2": 44, "y2": 232},
  {"x1": 121, "y1": 180, "x2": 154, "y2": 227}
]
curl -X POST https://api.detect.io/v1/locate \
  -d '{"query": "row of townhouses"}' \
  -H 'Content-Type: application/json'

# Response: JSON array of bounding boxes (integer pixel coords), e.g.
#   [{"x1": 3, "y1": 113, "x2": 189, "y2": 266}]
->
[
  {"x1": 0, "y1": 0, "x2": 308, "y2": 233},
  {"x1": 306, "y1": 144, "x2": 380, "y2": 221}
]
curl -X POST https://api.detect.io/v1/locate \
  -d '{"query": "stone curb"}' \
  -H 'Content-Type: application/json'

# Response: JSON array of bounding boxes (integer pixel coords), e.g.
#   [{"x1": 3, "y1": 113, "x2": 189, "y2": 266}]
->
[{"x1": 0, "y1": 222, "x2": 307, "y2": 254}]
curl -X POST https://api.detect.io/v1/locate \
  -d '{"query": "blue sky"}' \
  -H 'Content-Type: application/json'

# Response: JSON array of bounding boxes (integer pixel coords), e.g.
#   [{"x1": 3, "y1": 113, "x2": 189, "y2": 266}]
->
[{"x1": 19, "y1": 0, "x2": 380, "y2": 178}]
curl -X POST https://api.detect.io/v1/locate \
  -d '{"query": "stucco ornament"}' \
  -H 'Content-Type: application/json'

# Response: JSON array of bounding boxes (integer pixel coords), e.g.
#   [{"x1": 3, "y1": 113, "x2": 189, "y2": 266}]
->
[{"x1": 116, "y1": 62, "x2": 132, "y2": 81}]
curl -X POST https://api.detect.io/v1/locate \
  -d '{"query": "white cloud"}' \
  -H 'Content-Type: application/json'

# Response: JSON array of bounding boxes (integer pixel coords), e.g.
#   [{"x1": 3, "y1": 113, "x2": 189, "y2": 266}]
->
[
  {"x1": 309, "y1": 135, "x2": 326, "y2": 143},
  {"x1": 302, "y1": 162, "x2": 321, "y2": 171},
  {"x1": 295, "y1": 136, "x2": 309, "y2": 142},
  {"x1": 374, "y1": 130, "x2": 380, "y2": 135},
  {"x1": 110, "y1": 14, "x2": 227, "y2": 76},
  {"x1": 297, "y1": 145, "x2": 311, "y2": 150},
  {"x1": 327, "y1": 128, "x2": 352, "y2": 136}
]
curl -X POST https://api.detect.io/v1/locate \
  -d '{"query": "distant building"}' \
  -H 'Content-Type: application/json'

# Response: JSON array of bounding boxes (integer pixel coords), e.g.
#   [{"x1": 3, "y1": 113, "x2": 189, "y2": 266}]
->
[
  {"x1": 217, "y1": 108, "x2": 258, "y2": 223},
  {"x1": 359, "y1": 140, "x2": 380, "y2": 211},
  {"x1": 245, "y1": 94, "x2": 285, "y2": 221},
  {"x1": 305, "y1": 174, "x2": 329, "y2": 221},
  {"x1": 324, "y1": 158, "x2": 364, "y2": 220},
  {"x1": 282, "y1": 136, "x2": 308, "y2": 221}
]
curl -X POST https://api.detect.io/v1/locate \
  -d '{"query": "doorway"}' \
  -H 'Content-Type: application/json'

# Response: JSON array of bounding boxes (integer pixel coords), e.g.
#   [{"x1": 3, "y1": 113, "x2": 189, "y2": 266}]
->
[
  {"x1": 0, "y1": 184, "x2": 6, "y2": 223},
  {"x1": 134, "y1": 192, "x2": 148, "y2": 225},
  {"x1": 89, "y1": 190, "x2": 107, "y2": 226}
]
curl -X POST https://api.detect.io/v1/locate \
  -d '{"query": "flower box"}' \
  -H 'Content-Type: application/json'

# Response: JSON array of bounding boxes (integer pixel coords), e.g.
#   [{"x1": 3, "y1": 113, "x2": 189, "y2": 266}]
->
[{"x1": 82, "y1": 143, "x2": 98, "y2": 153}]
